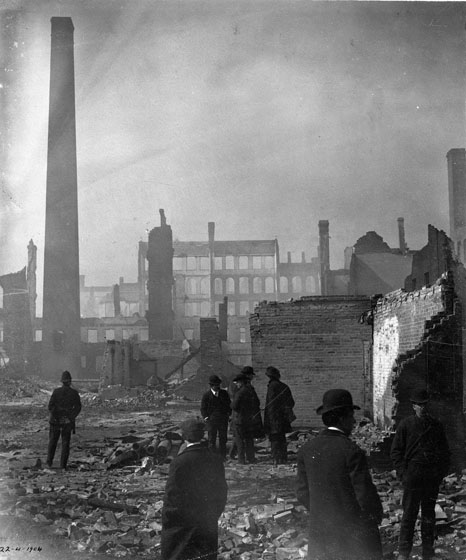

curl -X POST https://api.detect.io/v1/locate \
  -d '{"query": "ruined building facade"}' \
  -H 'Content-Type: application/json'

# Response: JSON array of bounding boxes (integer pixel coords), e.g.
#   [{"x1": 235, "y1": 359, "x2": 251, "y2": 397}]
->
[{"x1": 372, "y1": 225, "x2": 466, "y2": 468}]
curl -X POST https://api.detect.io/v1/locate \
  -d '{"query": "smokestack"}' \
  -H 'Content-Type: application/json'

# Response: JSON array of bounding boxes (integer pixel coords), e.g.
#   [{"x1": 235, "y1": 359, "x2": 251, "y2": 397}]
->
[
  {"x1": 397, "y1": 218, "x2": 407, "y2": 254},
  {"x1": 447, "y1": 149, "x2": 466, "y2": 241},
  {"x1": 208, "y1": 222, "x2": 215, "y2": 246},
  {"x1": 218, "y1": 296, "x2": 228, "y2": 341},
  {"x1": 318, "y1": 220, "x2": 330, "y2": 295},
  {"x1": 287, "y1": 251, "x2": 291, "y2": 263},
  {"x1": 42, "y1": 17, "x2": 81, "y2": 379},
  {"x1": 113, "y1": 284, "x2": 121, "y2": 317}
]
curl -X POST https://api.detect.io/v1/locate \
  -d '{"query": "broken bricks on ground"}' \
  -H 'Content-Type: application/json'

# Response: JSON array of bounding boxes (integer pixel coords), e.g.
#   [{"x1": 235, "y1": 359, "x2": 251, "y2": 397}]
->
[{"x1": 1, "y1": 378, "x2": 466, "y2": 559}]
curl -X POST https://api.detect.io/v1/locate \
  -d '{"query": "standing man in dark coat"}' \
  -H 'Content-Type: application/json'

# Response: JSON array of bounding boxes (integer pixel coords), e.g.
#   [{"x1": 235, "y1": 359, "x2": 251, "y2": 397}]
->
[
  {"x1": 296, "y1": 389, "x2": 383, "y2": 560},
  {"x1": 391, "y1": 388, "x2": 450, "y2": 560},
  {"x1": 47, "y1": 370, "x2": 82, "y2": 470},
  {"x1": 231, "y1": 372, "x2": 263, "y2": 464},
  {"x1": 201, "y1": 375, "x2": 231, "y2": 459},
  {"x1": 161, "y1": 418, "x2": 228, "y2": 560},
  {"x1": 263, "y1": 366, "x2": 295, "y2": 464}
]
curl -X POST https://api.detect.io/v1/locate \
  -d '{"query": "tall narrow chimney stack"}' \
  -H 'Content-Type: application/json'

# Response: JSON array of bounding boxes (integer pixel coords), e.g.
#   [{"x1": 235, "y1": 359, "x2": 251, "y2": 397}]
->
[
  {"x1": 397, "y1": 217, "x2": 407, "y2": 254},
  {"x1": 42, "y1": 17, "x2": 81, "y2": 379}
]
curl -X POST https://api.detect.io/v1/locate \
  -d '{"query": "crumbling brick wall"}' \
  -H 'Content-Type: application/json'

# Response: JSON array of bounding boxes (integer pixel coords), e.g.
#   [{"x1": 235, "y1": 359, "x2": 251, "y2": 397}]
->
[
  {"x1": 372, "y1": 275, "x2": 466, "y2": 469},
  {"x1": 250, "y1": 296, "x2": 373, "y2": 426}
]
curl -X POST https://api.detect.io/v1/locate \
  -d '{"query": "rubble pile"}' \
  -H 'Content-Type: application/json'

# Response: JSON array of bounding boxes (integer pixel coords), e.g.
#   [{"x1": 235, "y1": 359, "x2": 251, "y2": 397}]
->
[
  {"x1": 1, "y1": 390, "x2": 465, "y2": 559},
  {"x1": 0, "y1": 376, "x2": 54, "y2": 403}
]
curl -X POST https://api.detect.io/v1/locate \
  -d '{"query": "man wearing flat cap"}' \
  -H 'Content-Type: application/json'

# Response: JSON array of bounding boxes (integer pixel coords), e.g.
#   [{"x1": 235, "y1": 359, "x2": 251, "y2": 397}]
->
[
  {"x1": 47, "y1": 370, "x2": 81, "y2": 470},
  {"x1": 161, "y1": 418, "x2": 227, "y2": 560},
  {"x1": 296, "y1": 389, "x2": 383, "y2": 560},
  {"x1": 200, "y1": 375, "x2": 231, "y2": 459},
  {"x1": 391, "y1": 388, "x2": 450, "y2": 560}
]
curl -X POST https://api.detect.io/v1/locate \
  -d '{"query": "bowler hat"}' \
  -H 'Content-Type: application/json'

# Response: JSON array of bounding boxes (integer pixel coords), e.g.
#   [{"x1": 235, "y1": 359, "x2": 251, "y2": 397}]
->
[
  {"x1": 209, "y1": 375, "x2": 222, "y2": 386},
  {"x1": 180, "y1": 418, "x2": 205, "y2": 442},
  {"x1": 233, "y1": 373, "x2": 247, "y2": 383},
  {"x1": 410, "y1": 389, "x2": 429, "y2": 404},
  {"x1": 265, "y1": 366, "x2": 280, "y2": 379},
  {"x1": 316, "y1": 389, "x2": 360, "y2": 415},
  {"x1": 61, "y1": 370, "x2": 72, "y2": 382},
  {"x1": 241, "y1": 366, "x2": 255, "y2": 377}
]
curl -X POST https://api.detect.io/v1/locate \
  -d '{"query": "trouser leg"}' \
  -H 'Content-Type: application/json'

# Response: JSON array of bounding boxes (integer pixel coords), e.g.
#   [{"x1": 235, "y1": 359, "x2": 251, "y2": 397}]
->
[
  {"x1": 60, "y1": 425, "x2": 72, "y2": 468},
  {"x1": 420, "y1": 480, "x2": 440, "y2": 559},
  {"x1": 235, "y1": 429, "x2": 245, "y2": 463},
  {"x1": 207, "y1": 422, "x2": 218, "y2": 452},
  {"x1": 229, "y1": 422, "x2": 237, "y2": 458},
  {"x1": 399, "y1": 481, "x2": 422, "y2": 557},
  {"x1": 217, "y1": 421, "x2": 228, "y2": 458},
  {"x1": 245, "y1": 437, "x2": 255, "y2": 463},
  {"x1": 276, "y1": 433, "x2": 287, "y2": 463},
  {"x1": 47, "y1": 424, "x2": 60, "y2": 466}
]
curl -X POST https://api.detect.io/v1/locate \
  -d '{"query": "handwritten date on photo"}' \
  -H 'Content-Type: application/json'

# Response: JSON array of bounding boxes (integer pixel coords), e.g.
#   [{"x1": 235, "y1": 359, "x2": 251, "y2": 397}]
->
[{"x1": 0, "y1": 546, "x2": 42, "y2": 553}]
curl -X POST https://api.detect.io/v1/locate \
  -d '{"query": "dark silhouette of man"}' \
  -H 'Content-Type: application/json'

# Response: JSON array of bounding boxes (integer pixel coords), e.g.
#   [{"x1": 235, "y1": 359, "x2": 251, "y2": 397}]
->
[{"x1": 47, "y1": 370, "x2": 81, "y2": 469}]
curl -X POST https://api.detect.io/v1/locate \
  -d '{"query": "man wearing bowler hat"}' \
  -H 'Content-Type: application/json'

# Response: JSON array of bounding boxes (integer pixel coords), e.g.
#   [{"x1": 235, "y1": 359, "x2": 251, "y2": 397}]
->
[
  {"x1": 47, "y1": 370, "x2": 81, "y2": 470},
  {"x1": 161, "y1": 418, "x2": 227, "y2": 560},
  {"x1": 391, "y1": 388, "x2": 450, "y2": 560},
  {"x1": 296, "y1": 389, "x2": 383, "y2": 560},
  {"x1": 200, "y1": 375, "x2": 231, "y2": 459}
]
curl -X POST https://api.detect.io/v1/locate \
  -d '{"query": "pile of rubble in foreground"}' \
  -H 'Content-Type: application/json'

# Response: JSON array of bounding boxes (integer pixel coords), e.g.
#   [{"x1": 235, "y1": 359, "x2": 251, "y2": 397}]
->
[{"x1": 1, "y1": 419, "x2": 466, "y2": 559}]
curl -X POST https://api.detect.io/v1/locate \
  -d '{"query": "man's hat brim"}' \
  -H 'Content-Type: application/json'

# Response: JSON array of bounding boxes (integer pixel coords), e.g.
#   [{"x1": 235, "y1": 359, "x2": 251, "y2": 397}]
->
[{"x1": 316, "y1": 403, "x2": 361, "y2": 415}]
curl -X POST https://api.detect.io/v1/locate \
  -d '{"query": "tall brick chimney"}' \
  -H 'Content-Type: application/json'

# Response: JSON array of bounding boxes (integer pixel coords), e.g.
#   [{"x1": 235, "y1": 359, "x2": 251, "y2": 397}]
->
[
  {"x1": 447, "y1": 148, "x2": 466, "y2": 242},
  {"x1": 146, "y1": 209, "x2": 174, "y2": 339},
  {"x1": 318, "y1": 220, "x2": 330, "y2": 296},
  {"x1": 397, "y1": 217, "x2": 407, "y2": 254},
  {"x1": 208, "y1": 222, "x2": 215, "y2": 316},
  {"x1": 42, "y1": 17, "x2": 81, "y2": 379}
]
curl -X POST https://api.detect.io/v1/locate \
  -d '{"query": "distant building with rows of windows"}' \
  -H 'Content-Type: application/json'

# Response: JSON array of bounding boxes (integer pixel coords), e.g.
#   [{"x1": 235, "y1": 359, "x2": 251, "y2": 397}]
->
[{"x1": 137, "y1": 221, "x2": 320, "y2": 348}]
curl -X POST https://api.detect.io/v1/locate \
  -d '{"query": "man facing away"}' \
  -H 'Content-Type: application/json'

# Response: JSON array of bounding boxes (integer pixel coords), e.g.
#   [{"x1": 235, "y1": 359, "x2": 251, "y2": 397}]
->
[
  {"x1": 47, "y1": 370, "x2": 81, "y2": 470},
  {"x1": 161, "y1": 418, "x2": 228, "y2": 560},
  {"x1": 200, "y1": 374, "x2": 231, "y2": 459},
  {"x1": 391, "y1": 388, "x2": 451, "y2": 560},
  {"x1": 231, "y1": 371, "x2": 264, "y2": 464},
  {"x1": 296, "y1": 389, "x2": 383, "y2": 560},
  {"x1": 263, "y1": 366, "x2": 295, "y2": 465}
]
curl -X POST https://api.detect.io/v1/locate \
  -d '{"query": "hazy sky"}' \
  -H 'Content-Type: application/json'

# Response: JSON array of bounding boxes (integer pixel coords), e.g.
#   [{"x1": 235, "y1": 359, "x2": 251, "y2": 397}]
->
[{"x1": 1, "y1": 1, "x2": 465, "y2": 303}]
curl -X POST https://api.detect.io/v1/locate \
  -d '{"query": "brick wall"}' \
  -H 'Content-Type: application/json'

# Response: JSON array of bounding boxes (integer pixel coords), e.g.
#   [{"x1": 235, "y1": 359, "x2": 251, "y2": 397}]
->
[
  {"x1": 250, "y1": 296, "x2": 372, "y2": 427},
  {"x1": 372, "y1": 276, "x2": 466, "y2": 470},
  {"x1": 372, "y1": 284, "x2": 446, "y2": 426}
]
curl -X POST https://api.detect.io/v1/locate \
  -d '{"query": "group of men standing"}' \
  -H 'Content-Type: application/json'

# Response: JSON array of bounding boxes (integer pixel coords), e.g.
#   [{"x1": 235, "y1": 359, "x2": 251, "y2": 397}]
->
[
  {"x1": 47, "y1": 369, "x2": 451, "y2": 560},
  {"x1": 200, "y1": 365, "x2": 296, "y2": 465}
]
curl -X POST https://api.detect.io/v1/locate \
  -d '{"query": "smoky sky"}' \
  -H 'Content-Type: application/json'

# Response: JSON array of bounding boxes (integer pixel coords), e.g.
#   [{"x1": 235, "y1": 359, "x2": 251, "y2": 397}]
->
[{"x1": 1, "y1": 1, "x2": 465, "y2": 304}]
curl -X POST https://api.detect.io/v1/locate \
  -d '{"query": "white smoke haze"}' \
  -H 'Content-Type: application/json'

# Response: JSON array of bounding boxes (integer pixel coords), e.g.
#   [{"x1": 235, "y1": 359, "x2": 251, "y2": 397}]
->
[{"x1": 1, "y1": 1, "x2": 465, "y2": 309}]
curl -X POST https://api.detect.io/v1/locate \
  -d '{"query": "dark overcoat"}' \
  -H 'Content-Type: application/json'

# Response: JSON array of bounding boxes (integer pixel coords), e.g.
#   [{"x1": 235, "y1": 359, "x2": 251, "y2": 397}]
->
[
  {"x1": 263, "y1": 378, "x2": 295, "y2": 435},
  {"x1": 296, "y1": 429, "x2": 383, "y2": 560},
  {"x1": 390, "y1": 413, "x2": 450, "y2": 480},
  {"x1": 48, "y1": 385, "x2": 81, "y2": 430},
  {"x1": 231, "y1": 384, "x2": 263, "y2": 438},
  {"x1": 200, "y1": 389, "x2": 231, "y2": 422},
  {"x1": 161, "y1": 443, "x2": 227, "y2": 560}
]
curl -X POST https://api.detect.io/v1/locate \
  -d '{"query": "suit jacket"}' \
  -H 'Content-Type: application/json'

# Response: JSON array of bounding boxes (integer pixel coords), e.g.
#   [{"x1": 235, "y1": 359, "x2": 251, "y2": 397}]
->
[
  {"x1": 390, "y1": 413, "x2": 450, "y2": 480},
  {"x1": 161, "y1": 443, "x2": 227, "y2": 560},
  {"x1": 296, "y1": 429, "x2": 383, "y2": 560},
  {"x1": 263, "y1": 378, "x2": 295, "y2": 435},
  {"x1": 200, "y1": 389, "x2": 231, "y2": 422},
  {"x1": 48, "y1": 385, "x2": 81, "y2": 428}
]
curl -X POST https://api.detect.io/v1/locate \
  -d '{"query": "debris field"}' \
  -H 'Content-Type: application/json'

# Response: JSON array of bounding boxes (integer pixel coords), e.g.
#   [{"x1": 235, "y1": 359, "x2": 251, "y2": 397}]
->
[{"x1": 0, "y1": 377, "x2": 466, "y2": 559}]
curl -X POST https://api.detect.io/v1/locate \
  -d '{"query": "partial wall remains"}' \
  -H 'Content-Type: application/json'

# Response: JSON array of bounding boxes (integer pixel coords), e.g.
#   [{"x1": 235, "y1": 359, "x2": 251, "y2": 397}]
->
[{"x1": 250, "y1": 296, "x2": 372, "y2": 426}]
